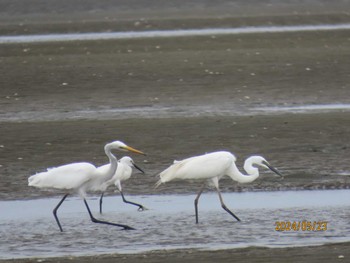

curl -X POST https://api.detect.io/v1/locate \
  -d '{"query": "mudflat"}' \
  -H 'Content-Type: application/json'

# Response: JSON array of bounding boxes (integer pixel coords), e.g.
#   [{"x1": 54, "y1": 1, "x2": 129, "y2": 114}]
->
[
  {"x1": 1, "y1": 112, "x2": 350, "y2": 200},
  {"x1": 1, "y1": 0, "x2": 350, "y2": 262},
  {"x1": 1, "y1": 242, "x2": 350, "y2": 263}
]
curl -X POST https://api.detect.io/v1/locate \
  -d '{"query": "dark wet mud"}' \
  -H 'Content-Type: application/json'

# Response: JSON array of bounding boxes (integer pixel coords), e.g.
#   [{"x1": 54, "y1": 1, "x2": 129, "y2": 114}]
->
[
  {"x1": 1, "y1": 19, "x2": 350, "y2": 200},
  {"x1": 1, "y1": 112, "x2": 350, "y2": 200},
  {"x1": 1, "y1": 0, "x2": 350, "y2": 35},
  {"x1": 1, "y1": 29, "x2": 350, "y2": 116}
]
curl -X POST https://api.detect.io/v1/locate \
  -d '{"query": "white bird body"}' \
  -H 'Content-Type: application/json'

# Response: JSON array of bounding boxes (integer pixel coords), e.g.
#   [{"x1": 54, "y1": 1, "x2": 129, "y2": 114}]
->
[
  {"x1": 28, "y1": 140, "x2": 145, "y2": 231},
  {"x1": 28, "y1": 162, "x2": 105, "y2": 195},
  {"x1": 159, "y1": 151, "x2": 234, "y2": 182},
  {"x1": 156, "y1": 150, "x2": 283, "y2": 223},
  {"x1": 28, "y1": 143, "x2": 120, "y2": 197},
  {"x1": 157, "y1": 151, "x2": 262, "y2": 187}
]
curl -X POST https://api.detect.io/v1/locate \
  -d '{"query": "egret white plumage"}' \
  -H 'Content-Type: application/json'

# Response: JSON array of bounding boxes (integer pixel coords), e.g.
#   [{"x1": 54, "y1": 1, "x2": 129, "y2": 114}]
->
[
  {"x1": 99, "y1": 156, "x2": 146, "y2": 213},
  {"x1": 28, "y1": 140, "x2": 145, "y2": 232},
  {"x1": 155, "y1": 151, "x2": 283, "y2": 223}
]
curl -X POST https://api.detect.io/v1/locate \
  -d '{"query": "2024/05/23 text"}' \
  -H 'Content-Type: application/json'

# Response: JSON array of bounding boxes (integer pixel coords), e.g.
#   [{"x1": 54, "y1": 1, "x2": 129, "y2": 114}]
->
[{"x1": 275, "y1": 221, "x2": 328, "y2": 232}]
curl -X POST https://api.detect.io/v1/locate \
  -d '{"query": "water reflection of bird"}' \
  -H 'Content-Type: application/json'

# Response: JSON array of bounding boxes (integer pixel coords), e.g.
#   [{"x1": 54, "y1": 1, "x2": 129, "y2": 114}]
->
[
  {"x1": 156, "y1": 151, "x2": 283, "y2": 223},
  {"x1": 28, "y1": 141, "x2": 145, "y2": 232},
  {"x1": 99, "y1": 156, "x2": 146, "y2": 214}
]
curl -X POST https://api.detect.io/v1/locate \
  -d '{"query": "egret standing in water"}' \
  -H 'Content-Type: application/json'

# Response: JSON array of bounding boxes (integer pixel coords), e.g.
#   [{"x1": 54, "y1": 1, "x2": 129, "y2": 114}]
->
[
  {"x1": 28, "y1": 141, "x2": 145, "y2": 232},
  {"x1": 99, "y1": 156, "x2": 146, "y2": 214},
  {"x1": 156, "y1": 151, "x2": 283, "y2": 224}
]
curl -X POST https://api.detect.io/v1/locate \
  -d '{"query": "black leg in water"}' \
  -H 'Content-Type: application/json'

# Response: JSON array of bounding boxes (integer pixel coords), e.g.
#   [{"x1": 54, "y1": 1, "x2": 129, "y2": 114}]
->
[
  {"x1": 84, "y1": 199, "x2": 135, "y2": 230},
  {"x1": 121, "y1": 191, "x2": 145, "y2": 211},
  {"x1": 217, "y1": 190, "x2": 241, "y2": 222},
  {"x1": 194, "y1": 184, "x2": 206, "y2": 224},
  {"x1": 53, "y1": 194, "x2": 69, "y2": 232},
  {"x1": 99, "y1": 192, "x2": 104, "y2": 214}
]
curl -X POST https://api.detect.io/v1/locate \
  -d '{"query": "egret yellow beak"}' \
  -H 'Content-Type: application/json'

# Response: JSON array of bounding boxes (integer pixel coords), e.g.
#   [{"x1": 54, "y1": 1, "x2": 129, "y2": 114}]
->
[{"x1": 124, "y1": 145, "x2": 146, "y2": 155}]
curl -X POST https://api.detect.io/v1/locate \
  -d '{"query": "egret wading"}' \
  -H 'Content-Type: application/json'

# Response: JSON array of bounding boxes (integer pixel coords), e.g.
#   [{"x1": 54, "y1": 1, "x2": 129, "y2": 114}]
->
[
  {"x1": 99, "y1": 156, "x2": 146, "y2": 213},
  {"x1": 155, "y1": 151, "x2": 283, "y2": 224},
  {"x1": 28, "y1": 141, "x2": 145, "y2": 232}
]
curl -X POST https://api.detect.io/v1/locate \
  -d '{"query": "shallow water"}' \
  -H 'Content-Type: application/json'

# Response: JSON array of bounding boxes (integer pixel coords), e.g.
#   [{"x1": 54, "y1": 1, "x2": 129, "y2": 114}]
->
[
  {"x1": 1, "y1": 24, "x2": 350, "y2": 44},
  {"x1": 1, "y1": 190, "x2": 349, "y2": 259},
  {"x1": 1, "y1": 103, "x2": 350, "y2": 123}
]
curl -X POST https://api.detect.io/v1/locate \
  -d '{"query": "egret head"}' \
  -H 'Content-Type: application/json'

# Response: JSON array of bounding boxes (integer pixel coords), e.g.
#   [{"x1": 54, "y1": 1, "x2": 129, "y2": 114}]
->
[
  {"x1": 120, "y1": 156, "x2": 145, "y2": 173},
  {"x1": 107, "y1": 141, "x2": 146, "y2": 155},
  {"x1": 119, "y1": 156, "x2": 133, "y2": 165},
  {"x1": 248, "y1": 156, "x2": 283, "y2": 177}
]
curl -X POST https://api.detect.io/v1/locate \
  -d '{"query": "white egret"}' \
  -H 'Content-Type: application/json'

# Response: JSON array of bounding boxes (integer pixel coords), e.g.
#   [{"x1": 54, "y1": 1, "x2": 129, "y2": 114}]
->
[
  {"x1": 99, "y1": 156, "x2": 146, "y2": 214},
  {"x1": 155, "y1": 151, "x2": 283, "y2": 224},
  {"x1": 28, "y1": 140, "x2": 145, "y2": 232}
]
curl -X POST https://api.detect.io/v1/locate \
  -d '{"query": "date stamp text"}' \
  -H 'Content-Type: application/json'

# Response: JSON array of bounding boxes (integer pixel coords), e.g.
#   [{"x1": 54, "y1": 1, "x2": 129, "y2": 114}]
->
[{"x1": 275, "y1": 221, "x2": 328, "y2": 232}]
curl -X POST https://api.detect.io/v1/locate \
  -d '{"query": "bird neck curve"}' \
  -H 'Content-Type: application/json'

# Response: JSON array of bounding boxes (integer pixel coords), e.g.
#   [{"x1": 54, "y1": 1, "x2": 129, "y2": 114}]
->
[
  {"x1": 243, "y1": 158, "x2": 260, "y2": 181},
  {"x1": 227, "y1": 158, "x2": 259, "y2": 183},
  {"x1": 104, "y1": 143, "x2": 118, "y2": 178}
]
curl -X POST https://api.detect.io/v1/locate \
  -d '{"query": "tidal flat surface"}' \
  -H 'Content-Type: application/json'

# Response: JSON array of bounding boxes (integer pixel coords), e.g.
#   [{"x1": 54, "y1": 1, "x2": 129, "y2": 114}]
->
[{"x1": 1, "y1": 0, "x2": 350, "y2": 261}]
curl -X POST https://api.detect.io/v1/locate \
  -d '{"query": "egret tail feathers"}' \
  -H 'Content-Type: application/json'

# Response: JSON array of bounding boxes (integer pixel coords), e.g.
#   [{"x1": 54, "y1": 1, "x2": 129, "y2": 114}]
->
[
  {"x1": 28, "y1": 172, "x2": 45, "y2": 187},
  {"x1": 28, "y1": 175, "x2": 36, "y2": 186},
  {"x1": 154, "y1": 178, "x2": 163, "y2": 189}
]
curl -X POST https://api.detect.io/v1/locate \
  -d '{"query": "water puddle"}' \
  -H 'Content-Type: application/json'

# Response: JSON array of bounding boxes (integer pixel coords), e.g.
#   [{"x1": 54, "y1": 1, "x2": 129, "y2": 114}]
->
[
  {"x1": 1, "y1": 103, "x2": 350, "y2": 123},
  {"x1": 255, "y1": 104, "x2": 350, "y2": 114},
  {"x1": 1, "y1": 189, "x2": 349, "y2": 259},
  {"x1": 1, "y1": 24, "x2": 350, "y2": 44}
]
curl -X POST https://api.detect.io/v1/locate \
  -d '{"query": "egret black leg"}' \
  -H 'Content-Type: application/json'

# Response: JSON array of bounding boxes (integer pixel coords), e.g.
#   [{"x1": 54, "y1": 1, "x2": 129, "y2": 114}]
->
[
  {"x1": 217, "y1": 190, "x2": 241, "y2": 222},
  {"x1": 120, "y1": 191, "x2": 145, "y2": 211},
  {"x1": 53, "y1": 194, "x2": 69, "y2": 232},
  {"x1": 83, "y1": 198, "x2": 135, "y2": 230},
  {"x1": 194, "y1": 184, "x2": 206, "y2": 224},
  {"x1": 99, "y1": 192, "x2": 104, "y2": 214}
]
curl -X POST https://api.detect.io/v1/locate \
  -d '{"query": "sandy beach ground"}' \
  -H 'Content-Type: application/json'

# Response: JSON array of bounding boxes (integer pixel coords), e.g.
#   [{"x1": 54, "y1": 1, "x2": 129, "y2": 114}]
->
[
  {"x1": 1, "y1": 0, "x2": 350, "y2": 262},
  {"x1": 2, "y1": 242, "x2": 350, "y2": 263}
]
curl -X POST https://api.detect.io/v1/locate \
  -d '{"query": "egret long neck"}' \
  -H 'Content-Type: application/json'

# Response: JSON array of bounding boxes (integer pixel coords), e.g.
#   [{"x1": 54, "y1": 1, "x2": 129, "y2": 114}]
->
[
  {"x1": 104, "y1": 144, "x2": 118, "y2": 178},
  {"x1": 228, "y1": 160, "x2": 259, "y2": 183}
]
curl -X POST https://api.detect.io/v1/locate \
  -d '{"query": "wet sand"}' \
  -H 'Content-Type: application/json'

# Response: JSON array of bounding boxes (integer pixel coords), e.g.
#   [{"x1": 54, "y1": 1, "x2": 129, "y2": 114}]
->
[
  {"x1": 0, "y1": 242, "x2": 349, "y2": 263},
  {"x1": 1, "y1": 28, "x2": 350, "y2": 115},
  {"x1": 1, "y1": 112, "x2": 350, "y2": 200},
  {"x1": 1, "y1": 0, "x2": 350, "y2": 35},
  {"x1": 1, "y1": 0, "x2": 350, "y2": 262}
]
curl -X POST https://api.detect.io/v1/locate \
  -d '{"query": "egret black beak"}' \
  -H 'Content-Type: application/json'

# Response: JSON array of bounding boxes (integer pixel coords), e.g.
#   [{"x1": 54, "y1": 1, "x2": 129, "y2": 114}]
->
[
  {"x1": 133, "y1": 162, "x2": 145, "y2": 174},
  {"x1": 263, "y1": 161, "x2": 283, "y2": 178}
]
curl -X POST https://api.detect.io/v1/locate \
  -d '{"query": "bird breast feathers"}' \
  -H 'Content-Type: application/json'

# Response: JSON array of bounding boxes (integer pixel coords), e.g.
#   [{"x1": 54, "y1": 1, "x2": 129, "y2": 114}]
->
[
  {"x1": 28, "y1": 162, "x2": 97, "y2": 190},
  {"x1": 107, "y1": 162, "x2": 131, "y2": 183}
]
